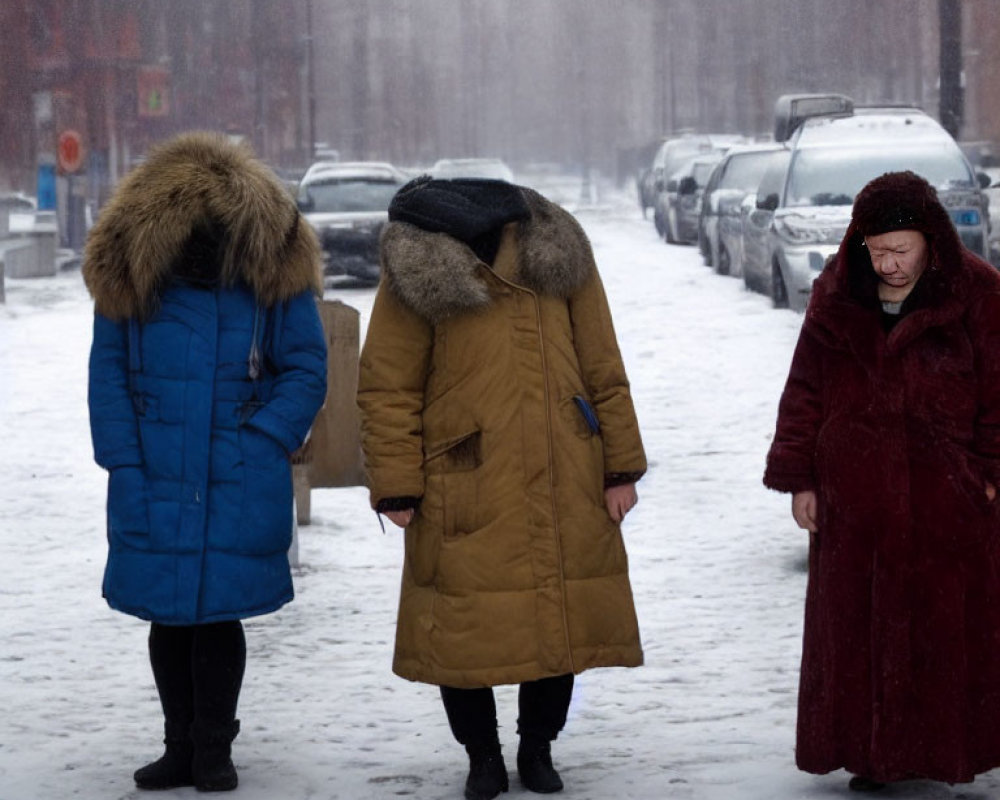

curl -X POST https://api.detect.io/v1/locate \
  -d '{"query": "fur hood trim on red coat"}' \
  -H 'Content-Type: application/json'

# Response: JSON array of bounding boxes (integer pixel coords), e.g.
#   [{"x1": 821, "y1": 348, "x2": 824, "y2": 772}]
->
[
  {"x1": 82, "y1": 131, "x2": 322, "y2": 320},
  {"x1": 379, "y1": 187, "x2": 594, "y2": 323}
]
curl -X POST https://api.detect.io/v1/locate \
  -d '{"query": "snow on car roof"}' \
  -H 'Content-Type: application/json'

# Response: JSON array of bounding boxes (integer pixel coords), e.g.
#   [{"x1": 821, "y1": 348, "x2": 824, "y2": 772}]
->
[
  {"x1": 794, "y1": 109, "x2": 953, "y2": 150},
  {"x1": 301, "y1": 161, "x2": 407, "y2": 184}
]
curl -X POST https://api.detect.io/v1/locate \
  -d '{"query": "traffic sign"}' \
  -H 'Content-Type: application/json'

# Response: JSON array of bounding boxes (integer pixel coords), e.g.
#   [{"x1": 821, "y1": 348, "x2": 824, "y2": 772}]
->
[{"x1": 57, "y1": 129, "x2": 84, "y2": 174}]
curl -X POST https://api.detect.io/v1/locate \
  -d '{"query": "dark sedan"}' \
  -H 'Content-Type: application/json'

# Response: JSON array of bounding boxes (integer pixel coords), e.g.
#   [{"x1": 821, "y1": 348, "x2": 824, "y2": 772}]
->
[{"x1": 297, "y1": 162, "x2": 409, "y2": 284}]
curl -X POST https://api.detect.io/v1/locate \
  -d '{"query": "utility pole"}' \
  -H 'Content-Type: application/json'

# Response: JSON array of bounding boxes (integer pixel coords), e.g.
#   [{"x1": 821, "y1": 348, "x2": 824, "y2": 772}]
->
[
  {"x1": 305, "y1": 0, "x2": 316, "y2": 163},
  {"x1": 939, "y1": 0, "x2": 963, "y2": 139},
  {"x1": 252, "y1": 0, "x2": 268, "y2": 158}
]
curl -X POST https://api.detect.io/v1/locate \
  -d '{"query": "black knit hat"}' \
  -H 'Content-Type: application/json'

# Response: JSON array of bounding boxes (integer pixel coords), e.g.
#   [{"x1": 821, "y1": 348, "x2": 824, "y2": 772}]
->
[
  {"x1": 388, "y1": 175, "x2": 530, "y2": 244},
  {"x1": 851, "y1": 170, "x2": 946, "y2": 237}
]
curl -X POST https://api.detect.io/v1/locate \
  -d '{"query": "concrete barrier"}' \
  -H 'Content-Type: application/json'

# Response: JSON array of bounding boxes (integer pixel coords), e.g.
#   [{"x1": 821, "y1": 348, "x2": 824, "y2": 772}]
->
[
  {"x1": 0, "y1": 240, "x2": 38, "y2": 290},
  {"x1": 290, "y1": 299, "x2": 366, "y2": 526},
  {"x1": 309, "y1": 299, "x2": 365, "y2": 490},
  {"x1": 2, "y1": 212, "x2": 58, "y2": 278}
]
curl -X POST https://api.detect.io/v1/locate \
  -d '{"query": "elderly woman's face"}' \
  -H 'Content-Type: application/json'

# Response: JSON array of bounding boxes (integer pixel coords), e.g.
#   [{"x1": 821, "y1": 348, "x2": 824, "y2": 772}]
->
[{"x1": 864, "y1": 229, "x2": 930, "y2": 299}]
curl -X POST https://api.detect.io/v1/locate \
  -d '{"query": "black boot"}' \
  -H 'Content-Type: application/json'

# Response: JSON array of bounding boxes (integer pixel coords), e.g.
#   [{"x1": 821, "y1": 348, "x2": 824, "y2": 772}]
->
[
  {"x1": 440, "y1": 685, "x2": 508, "y2": 800},
  {"x1": 133, "y1": 721, "x2": 194, "y2": 790},
  {"x1": 137, "y1": 624, "x2": 196, "y2": 790},
  {"x1": 848, "y1": 775, "x2": 886, "y2": 792},
  {"x1": 516, "y1": 675, "x2": 572, "y2": 794},
  {"x1": 517, "y1": 736, "x2": 563, "y2": 794},
  {"x1": 464, "y1": 741, "x2": 509, "y2": 800},
  {"x1": 192, "y1": 719, "x2": 240, "y2": 792},
  {"x1": 191, "y1": 622, "x2": 245, "y2": 792}
]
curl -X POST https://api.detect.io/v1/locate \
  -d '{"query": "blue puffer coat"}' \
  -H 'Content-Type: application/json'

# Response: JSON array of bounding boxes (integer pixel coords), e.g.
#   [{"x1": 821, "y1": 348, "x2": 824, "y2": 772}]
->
[{"x1": 83, "y1": 132, "x2": 328, "y2": 624}]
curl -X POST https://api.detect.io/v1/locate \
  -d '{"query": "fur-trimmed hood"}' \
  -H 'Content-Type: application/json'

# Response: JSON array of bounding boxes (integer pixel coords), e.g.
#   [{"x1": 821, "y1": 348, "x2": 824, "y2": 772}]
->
[
  {"x1": 801, "y1": 169, "x2": 1000, "y2": 356},
  {"x1": 82, "y1": 131, "x2": 322, "y2": 320},
  {"x1": 379, "y1": 187, "x2": 594, "y2": 323}
]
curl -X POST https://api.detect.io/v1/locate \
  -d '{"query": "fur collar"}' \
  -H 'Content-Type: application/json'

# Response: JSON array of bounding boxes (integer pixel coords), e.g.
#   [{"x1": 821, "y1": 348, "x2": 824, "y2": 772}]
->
[
  {"x1": 82, "y1": 131, "x2": 322, "y2": 320},
  {"x1": 379, "y1": 187, "x2": 594, "y2": 323}
]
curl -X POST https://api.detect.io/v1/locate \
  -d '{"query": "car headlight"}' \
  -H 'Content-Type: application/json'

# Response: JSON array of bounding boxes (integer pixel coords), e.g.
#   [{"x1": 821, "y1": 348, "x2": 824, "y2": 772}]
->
[
  {"x1": 949, "y1": 208, "x2": 981, "y2": 226},
  {"x1": 773, "y1": 214, "x2": 846, "y2": 245}
]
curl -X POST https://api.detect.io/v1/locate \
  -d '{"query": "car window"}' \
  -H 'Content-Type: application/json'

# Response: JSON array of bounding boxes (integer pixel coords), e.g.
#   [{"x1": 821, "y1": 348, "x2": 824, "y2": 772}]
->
[
  {"x1": 786, "y1": 147, "x2": 974, "y2": 207},
  {"x1": 756, "y1": 151, "x2": 791, "y2": 205},
  {"x1": 299, "y1": 178, "x2": 401, "y2": 213},
  {"x1": 692, "y1": 161, "x2": 718, "y2": 186},
  {"x1": 720, "y1": 151, "x2": 780, "y2": 192},
  {"x1": 664, "y1": 143, "x2": 712, "y2": 176},
  {"x1": 704, "y1": 163, "x2": 724, "y2": 195}
]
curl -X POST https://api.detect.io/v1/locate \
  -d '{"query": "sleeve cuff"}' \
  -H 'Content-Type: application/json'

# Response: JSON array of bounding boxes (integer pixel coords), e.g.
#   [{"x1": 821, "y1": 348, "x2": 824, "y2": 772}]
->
[
  {"x1": 604, "y1": 470, "x2": 646, "y2": 488},
  {"x1": 375, "y1": 496, "x2": 422, "y2": 513}
]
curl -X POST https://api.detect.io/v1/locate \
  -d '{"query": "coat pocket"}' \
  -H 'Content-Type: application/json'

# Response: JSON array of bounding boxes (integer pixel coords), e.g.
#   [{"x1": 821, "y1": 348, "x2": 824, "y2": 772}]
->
[
  {"x1": 107, "y1": 466, "x2": 151, "y2": 547},
  {"x1": 233, "y1": 423, "x2": 293, "y2": 554},
  {"x1": 425, "y1": 430, "x2": 482, "y2": 539},
  {"x1": 560, "y1": 394, "x2": 600, "y2": 439},
  {"x1": 404, "y1": 505, "x2": 442, "y2": 587},
  {"x1": 424, "y1": 430, "x2": 483, "y2": 472}
]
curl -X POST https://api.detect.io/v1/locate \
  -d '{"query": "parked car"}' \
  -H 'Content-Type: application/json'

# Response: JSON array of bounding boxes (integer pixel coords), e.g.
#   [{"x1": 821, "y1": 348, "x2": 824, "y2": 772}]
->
[
  {"x1": 296, "y1": 161, "x2": 409, "y2": 284},
  {"x1": 659, "y1": 153, "x2": 723, "y2": 245},
  {"x1": 638, "y1": 165, "x2": 658, "y2": 219},
  {"x1": 983, "y1": 166, "x2": 1000, "y2": 267},
  {"x1": 741, "y1": 95, "x2": 991, "y2": 310},
  {"x1": 301, "y1": 159, "x2": 345, "y2": 183},
  {"x1": 430, "y1": 157, "x2": 514, "y2": 181},
  {"x1": 648, "y1": 134, "x2": 744, "y2": 238},
  {"x1": 632, "y1": 137, "x2": 665, "y2": 218},
  {"x1": 698, "y1": 144, "x2": 783, "y2": 275}
]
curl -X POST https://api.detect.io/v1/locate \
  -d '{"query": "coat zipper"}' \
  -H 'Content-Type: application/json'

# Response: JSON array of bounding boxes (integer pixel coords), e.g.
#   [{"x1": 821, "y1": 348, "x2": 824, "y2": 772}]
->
[
  {"x1": 533, "y1": 296, "x2": 576, "y2": 673},
  {"x1": 488, "y1": 264, "x2": 576, "y2": 673}
]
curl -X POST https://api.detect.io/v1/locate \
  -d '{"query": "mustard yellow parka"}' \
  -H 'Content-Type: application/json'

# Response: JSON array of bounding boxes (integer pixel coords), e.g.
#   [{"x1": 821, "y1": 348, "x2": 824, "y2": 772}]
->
[{"x1": 357, "y1": 188, "x2": 646, "y2": 688}]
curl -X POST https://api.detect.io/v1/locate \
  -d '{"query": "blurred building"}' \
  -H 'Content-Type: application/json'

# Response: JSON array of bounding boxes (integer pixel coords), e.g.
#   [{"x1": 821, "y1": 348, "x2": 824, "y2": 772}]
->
[
  {"x1": 308, "y1": 0, "x2": 1000, "y2": 182},
  {"x1": 1, "y1": 0, "x2": 998, "y2": 213},
  {"x1": 0, "y1": 1, "x2": 313, "y2": 214},
  {"x1": 963, "y1": 1, "x2": 1000, "y2": 164}
]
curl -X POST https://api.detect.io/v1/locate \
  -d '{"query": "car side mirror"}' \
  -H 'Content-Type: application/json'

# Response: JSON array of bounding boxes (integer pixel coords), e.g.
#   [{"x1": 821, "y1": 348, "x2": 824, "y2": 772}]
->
[
  {"x1": 978, "y1": 171, "x2": 992, "y2": 190},
  {"x1": 297, "y1": 194, "x2": 314, "y2": 212},
  {"x1": 757, "y1": 193, "x2": 779, "y2": 212},
  {"x1": 757, "y1": 192, "x2": 778, "y2": 211},
  {"x1": 678, "y1": 176, "x2": 697, "y2": 195}
]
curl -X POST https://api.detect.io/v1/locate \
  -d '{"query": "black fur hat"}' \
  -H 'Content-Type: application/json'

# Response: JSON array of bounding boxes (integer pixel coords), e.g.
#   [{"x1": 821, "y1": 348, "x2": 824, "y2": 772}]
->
[{"x1": 851, "y1": 170, "x2": 949, "y2": 238}]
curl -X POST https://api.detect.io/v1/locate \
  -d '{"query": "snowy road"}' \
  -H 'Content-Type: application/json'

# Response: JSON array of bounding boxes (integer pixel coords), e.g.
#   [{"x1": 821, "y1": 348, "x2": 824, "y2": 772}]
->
[{"x1": 2, "y1": 190, "x2": 995, "y2": 800}]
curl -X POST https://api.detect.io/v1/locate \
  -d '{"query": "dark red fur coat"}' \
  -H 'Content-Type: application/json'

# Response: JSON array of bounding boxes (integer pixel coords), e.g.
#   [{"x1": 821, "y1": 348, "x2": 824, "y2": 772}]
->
[{"x1": 765, "y1": 218, "x2": 1000, "y2": 783}]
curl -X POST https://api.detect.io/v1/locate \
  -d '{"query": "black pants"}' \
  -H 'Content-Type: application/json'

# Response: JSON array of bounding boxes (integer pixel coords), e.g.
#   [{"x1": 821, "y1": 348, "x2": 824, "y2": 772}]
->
[
  {"x1": 148, "y1": 621, "x2": 246, "y2": 735},
  {"x1": 440, "y1": 674, "x2": 574, "y2": 746}
]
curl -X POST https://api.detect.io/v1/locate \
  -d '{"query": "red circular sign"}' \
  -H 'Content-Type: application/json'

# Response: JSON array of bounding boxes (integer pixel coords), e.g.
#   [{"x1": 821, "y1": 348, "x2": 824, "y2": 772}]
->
[{"x1": 57, "y1": 129, "x2": 84, "y2": 173}]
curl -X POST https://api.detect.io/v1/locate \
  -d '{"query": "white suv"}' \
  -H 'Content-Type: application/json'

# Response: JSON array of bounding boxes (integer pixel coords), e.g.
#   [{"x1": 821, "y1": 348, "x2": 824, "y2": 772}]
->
[{"x1": 742, "y1": 95, "x2": 991, "y2": 310}]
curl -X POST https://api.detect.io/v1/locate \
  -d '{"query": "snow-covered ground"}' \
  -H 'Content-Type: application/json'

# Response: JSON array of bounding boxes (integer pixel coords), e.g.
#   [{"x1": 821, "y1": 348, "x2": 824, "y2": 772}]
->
[{"x1": 2, "y1": 187, "x2": 996, "y2": 800}]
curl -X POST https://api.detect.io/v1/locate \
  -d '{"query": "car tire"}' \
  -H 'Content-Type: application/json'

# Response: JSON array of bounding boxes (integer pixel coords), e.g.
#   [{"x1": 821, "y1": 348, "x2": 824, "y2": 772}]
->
[
  {"x1": 717, "y1": 246, "x2": 730, "y2": 277},
  {"x1": 653, "y1": 209, "x2": 664, "y2": 238},
  {"x1": 771, "y1": 262, "x2": 789, "y2": 309},
  {"x1": 699, "y1": 230, "x2": 711, "y2": 265}
]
